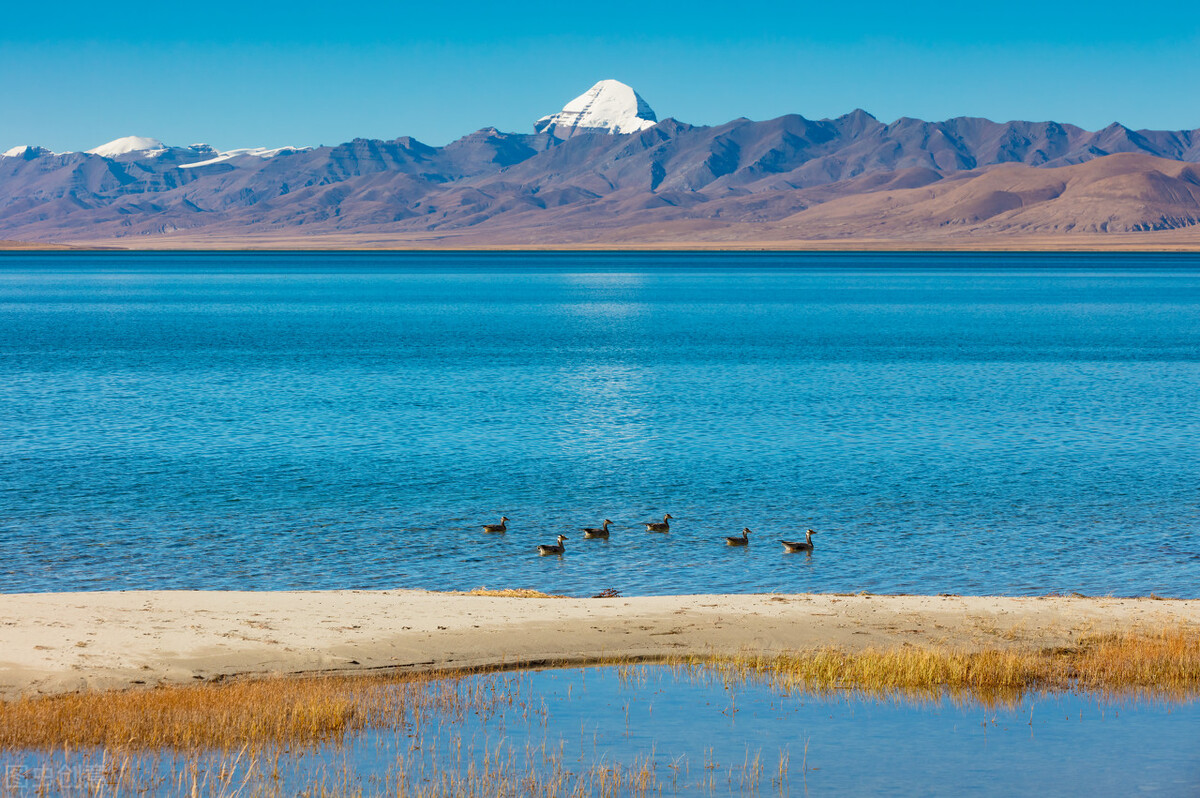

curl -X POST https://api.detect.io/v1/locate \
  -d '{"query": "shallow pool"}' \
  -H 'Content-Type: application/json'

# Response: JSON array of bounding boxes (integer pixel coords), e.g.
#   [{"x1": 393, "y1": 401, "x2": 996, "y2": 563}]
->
[{"x1": 4, "y1": 665, "x2": 1197, "y2": 796}]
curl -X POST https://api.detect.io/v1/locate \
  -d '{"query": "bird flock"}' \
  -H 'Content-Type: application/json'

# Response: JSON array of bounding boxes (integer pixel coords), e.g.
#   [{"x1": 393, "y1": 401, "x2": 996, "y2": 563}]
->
[{"x1": 478, "y1": 514, "x2": 818, "y2": 555}]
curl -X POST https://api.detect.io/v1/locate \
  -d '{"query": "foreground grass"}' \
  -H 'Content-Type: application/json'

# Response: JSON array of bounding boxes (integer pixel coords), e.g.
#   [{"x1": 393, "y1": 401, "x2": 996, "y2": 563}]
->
[
  {"x1": 0, "y1": 672, "x2": 489, "y2": 751},
  {"x1": 0, "y1": 672, "x2": 660, "y2": 797}
]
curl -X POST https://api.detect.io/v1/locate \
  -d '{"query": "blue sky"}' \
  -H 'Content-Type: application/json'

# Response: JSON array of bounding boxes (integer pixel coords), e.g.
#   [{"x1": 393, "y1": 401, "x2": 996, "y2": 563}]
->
[{"x1": 3, "y1": 0, "x2": 1199, "y2": 152}]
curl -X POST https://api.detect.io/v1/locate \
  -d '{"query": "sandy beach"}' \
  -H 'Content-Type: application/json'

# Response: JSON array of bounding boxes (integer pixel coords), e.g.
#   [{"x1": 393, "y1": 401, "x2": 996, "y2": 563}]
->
[{"x1": 2, "y1": 590, "x2": 1197, "y2": 698}]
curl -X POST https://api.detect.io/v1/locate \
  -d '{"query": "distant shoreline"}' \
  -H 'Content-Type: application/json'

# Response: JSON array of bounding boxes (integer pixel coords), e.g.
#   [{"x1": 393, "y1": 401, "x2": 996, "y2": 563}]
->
[
  {"x1": 7, "y1": 242, "x2": 1200, "y2": 252},
  {"x1": 2, "y1": 590, "x2": 1196, "y2": 698},
  {"x1": 7, "y1": 226, "x2": 1200, "y2": 252}
]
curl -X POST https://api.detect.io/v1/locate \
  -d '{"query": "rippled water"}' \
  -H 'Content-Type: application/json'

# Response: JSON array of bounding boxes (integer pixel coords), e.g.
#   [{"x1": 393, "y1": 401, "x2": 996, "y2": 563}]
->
[{"x1": 1, "y1": 252, "x2": 1198, "y2": 595}]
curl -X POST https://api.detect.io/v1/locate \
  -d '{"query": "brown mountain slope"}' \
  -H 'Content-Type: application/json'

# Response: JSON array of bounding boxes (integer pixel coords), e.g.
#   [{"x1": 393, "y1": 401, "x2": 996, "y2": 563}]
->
[
  {"x1": 767, "y1": 153, "x2": 1200, "y2": 239},
  {"x1": 26, "y1": 154, "x2": 1200, "y2": 249}
]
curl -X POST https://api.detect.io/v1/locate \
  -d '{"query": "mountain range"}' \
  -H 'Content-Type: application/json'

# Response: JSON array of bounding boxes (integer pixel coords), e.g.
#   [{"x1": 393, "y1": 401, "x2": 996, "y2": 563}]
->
[{"x1": 3, "y1": 80, "x2": 1200, "y2": 247}]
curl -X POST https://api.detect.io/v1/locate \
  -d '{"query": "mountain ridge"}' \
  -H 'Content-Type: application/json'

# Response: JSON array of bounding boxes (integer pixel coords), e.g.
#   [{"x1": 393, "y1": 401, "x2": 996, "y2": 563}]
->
[{"x1": 3, "y1": 81, "x2": 1200, "y2": 245}]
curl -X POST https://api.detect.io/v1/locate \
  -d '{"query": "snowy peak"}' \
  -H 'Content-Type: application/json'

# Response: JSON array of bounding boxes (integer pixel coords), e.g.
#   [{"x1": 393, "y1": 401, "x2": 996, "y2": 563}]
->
[
  {"x1": 2, "y1": 145, "x2": 51, "y2": 159},
  {"x1": 86, "y1": 136, "x2": 166, "y2": 158},
  {"x1": 535, "y1": 79, "x2": 658, "y2": 138},
  {"x1": 178, "y1": 146, "x2": 305, "y2": 169}
]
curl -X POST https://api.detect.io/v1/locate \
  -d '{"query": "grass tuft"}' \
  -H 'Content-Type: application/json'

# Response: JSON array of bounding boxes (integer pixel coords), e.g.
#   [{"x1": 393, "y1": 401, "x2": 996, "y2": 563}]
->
[
  {"x1": 0, "y1": 672, "x2": 465, "y2": 751},
  {"x1": 702, "y1": 627, "x2": 1200, "y2": 704},
  {"x1": 459, "y1": 588, "x2": 566, "y2": 598}
]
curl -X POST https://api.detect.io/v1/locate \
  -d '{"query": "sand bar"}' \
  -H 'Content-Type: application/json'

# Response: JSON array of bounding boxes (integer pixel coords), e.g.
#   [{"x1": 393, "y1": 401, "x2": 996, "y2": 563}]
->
[{"x1": 2, "y1": 590, "x2": 1197, "y2": 698}]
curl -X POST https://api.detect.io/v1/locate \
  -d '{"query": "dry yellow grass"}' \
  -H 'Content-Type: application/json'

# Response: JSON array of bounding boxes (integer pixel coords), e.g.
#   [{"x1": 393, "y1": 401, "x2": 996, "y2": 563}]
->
[
  {"x1": 0, "y1": 672, "x2": 485, "y2": 751},
  {"x1": 458, "y1": 587, "x2": 565, "y2": 598},
  {"x1": 19, "y1": 746, "x2": 661, "y2": 798},
  {"x1": 706, "y1": 627, "x2": 1200, "y2": 704},
  {"x1": 400, "y1": 754, "x2": 658, "y2": 798}
]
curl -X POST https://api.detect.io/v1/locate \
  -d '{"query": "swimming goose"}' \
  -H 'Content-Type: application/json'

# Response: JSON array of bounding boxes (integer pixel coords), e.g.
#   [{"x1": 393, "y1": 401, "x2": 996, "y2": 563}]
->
[
  {"x1": 644, "y1": 513, "x2": 673, "y2": 533},
  {"x1": 582, "y1": 520, "x2": 613, "y2": 539},
  {"x1": 781, "y1": 529, "x2": 816, "y2": 552},
  {"x1": 537, "y1": 534, "x2": 568, "y2": 555},
  {"x1": 482, "y1": 516, "x2": 510, "y2": 534},
  {"x1": 726, "y1": 528, "x2": 751, "y2": 546}
]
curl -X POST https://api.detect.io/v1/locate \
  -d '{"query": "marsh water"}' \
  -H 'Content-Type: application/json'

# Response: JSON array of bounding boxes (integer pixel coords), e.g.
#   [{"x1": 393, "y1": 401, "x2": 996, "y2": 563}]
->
[
  {"x1": 2, "y1": 252, "x2": 1199, "y2": 596},
  {"x1": 4, "y1": 666, "x2": 1197, "y2": 796}
]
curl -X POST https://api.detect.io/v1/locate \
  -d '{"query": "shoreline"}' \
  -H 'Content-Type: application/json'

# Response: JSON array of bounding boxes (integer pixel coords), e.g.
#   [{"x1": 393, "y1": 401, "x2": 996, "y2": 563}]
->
[
  {"x1": 7, "y1": 244, "x2": 1200, "y2": 254},
  {"x1": 6, "y1": 232, "x2": 1200, "y2": 253},
  {"x1": 2, "y1": 590, "x2": 1197, "y2": 698}
]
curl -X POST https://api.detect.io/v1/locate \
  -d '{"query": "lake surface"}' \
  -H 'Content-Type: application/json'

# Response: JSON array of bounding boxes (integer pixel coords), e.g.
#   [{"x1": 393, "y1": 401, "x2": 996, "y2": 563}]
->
[{"x1": 1, "y1": 252, "x2": 1198, "y2": 596}]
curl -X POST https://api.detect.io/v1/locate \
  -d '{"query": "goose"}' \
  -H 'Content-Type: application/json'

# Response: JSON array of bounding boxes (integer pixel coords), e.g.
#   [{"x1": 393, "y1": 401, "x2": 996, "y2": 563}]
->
[
  {"x1": 781, "y1": 529, "x2": 817, "y2": 552},
  {"x1": 537, "y1": 535, "x2": 568, "y2": 555},
  {"x1": 482, "y1": 516, "x2": 510, "y2": 534},
  {"x1": 582, "y1": 520, "x2": 613, "y2": 539},
  {"x1": 644, "y1": 513, "x2": 673, "y2": 533},
  {"x1": 726, "y1": 528, "x2": 751, "y2": 546}
]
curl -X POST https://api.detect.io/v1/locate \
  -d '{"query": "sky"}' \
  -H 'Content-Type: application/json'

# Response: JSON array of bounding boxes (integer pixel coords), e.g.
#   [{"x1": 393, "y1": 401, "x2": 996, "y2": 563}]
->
[{"x1": 3, "y1": 0, "x2": 1199, "y2": 153}]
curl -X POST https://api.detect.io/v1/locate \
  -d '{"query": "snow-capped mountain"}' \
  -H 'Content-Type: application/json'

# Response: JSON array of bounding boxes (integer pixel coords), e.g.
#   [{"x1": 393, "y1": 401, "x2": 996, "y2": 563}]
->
[
  {"x1": 1, "y1": 137, "x2": 306, "y2": 168},
  {"x1": 3, "y1": 145, "x2": 46, "y2": 159},
  {"x1": 534, "y1": 79, "x2": 658, "y2": 138},
  {"x1": 85, "y1": 136, "x2": 167, "y2": 158}
]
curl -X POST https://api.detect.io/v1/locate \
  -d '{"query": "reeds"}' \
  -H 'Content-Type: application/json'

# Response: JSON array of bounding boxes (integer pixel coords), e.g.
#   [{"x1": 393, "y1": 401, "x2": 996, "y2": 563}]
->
[
  {"x1": 0, "y1": 671, "x2": 507, "y2": 751},
  {"x1": 0, "y1": 669, "x2": 664, "y2": 797},
  {"x1": 703, "y1": 626, "x2": 1200, "y2": 704},
  {"x1": 459, "y1": 588, "x2": 565, "y2": 598}
]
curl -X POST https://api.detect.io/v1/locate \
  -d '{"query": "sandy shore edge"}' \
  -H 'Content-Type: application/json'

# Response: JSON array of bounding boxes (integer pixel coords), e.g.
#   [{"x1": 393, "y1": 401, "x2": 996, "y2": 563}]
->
[
  {"x1": 8, "y1": 232, "x2": 1200, "y2": 251},
  {"x1": 2, "y1": 590, "x2": 1197, "y2": 698}
]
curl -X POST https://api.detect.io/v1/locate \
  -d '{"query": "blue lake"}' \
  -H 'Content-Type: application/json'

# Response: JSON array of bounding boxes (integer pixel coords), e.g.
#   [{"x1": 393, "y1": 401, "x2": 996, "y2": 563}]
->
[{"x1": 1, "y1": 252, "x2": 1198, "y2": 596}]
